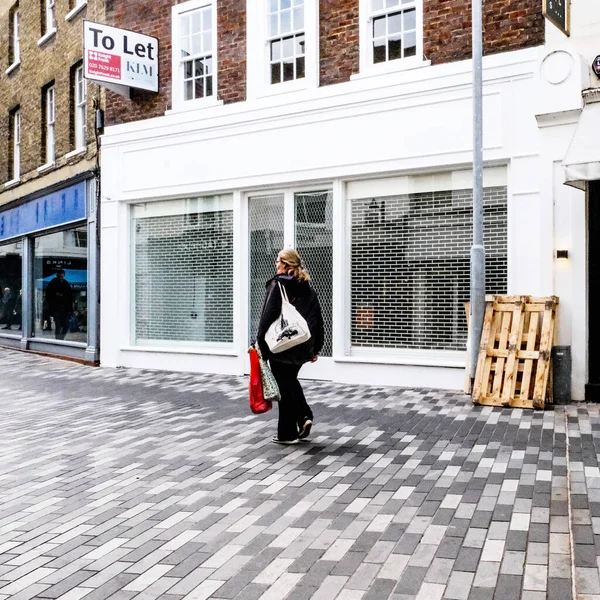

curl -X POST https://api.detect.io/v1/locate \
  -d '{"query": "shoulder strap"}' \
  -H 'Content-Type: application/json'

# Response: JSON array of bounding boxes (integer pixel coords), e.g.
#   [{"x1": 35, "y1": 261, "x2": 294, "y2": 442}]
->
[{"x1": 277, "y1": 281, "x2": 290, "y2": 304}]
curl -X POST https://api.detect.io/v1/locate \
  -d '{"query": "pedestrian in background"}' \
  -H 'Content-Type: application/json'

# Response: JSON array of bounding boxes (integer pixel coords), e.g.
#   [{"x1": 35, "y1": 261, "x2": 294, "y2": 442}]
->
[
  {"x1": 257, "y1": 248, "x2": 324, "y2": 445},
  {"x1": 46, "y1": 270, "x2": 73, "y2": 340}
]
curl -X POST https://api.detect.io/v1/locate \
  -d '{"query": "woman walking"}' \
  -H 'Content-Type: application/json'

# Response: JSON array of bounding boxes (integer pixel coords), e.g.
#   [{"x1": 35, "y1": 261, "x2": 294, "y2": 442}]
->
[{"x1": 257, "y1": 249, "x2": 324, "y2": 445}]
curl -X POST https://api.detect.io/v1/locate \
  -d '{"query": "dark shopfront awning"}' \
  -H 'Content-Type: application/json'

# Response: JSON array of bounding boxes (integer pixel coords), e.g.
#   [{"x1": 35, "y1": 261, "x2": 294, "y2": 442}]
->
[{"x1": 563, "y1": 92, "x2": 600, "y2": 190}]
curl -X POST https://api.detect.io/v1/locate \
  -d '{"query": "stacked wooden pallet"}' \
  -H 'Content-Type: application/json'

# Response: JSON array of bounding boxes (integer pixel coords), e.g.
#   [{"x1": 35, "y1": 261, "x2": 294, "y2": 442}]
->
[{"x1": 472, "y1": 295, "x2": 559, "y2": 409}]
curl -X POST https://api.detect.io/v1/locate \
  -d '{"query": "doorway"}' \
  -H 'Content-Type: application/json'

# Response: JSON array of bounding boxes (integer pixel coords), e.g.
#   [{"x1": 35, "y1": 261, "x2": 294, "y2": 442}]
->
[
  {"x1": 588, "y1": 181, "x2": 600, "y2": 400},
  {"x1": 248, "y1": 189, "x2": 333, "y2": 379}
]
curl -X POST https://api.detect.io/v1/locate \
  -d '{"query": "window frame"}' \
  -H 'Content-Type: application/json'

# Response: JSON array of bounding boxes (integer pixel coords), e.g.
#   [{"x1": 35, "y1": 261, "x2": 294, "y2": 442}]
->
[
  {"x1": 171, "y1": 0, "x2": 219, "y2": 112},
  {"x1": 11, "y1": 108, "x2": 21, "y2": 181},
  {"x1": 43, "y1": 85, "x2": 56, "y2": 167},
  {"x1": 357, "y1": 0, "x2": 428, "y2": 78},
  {"x1": 246, "y1": 0, "x2": 319, "y2": 100},
  {"x1": 74, "y1": 65, "x2": 86, "y2": 150},
  {"x1": 46, "y1": 0, "x2": 56, "y2": 33}
]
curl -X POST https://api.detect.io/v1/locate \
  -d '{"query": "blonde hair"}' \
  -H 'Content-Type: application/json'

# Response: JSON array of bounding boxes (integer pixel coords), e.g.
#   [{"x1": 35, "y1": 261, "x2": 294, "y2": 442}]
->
[{"x1": 278, "y1": 248, "x2": 310, "y2": 282}]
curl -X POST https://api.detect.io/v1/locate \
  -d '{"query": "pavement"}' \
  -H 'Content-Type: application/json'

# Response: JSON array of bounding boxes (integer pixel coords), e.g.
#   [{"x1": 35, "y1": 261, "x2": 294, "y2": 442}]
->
[{"x1": 0, "y1": 349, "x2": 598, "y2": 600}]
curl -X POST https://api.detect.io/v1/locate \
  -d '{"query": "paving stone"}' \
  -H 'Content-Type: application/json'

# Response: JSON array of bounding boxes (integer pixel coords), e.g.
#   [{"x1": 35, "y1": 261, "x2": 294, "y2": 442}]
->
[{"x1": 0, "y1": 349, "x2": 595, "y2": 600}]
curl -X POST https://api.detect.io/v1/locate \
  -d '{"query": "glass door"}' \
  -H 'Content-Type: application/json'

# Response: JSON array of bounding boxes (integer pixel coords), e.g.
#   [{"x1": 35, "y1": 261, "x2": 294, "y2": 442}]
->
[{"x1": 248, "y1": 189, "x2": 333, "y2": 379}]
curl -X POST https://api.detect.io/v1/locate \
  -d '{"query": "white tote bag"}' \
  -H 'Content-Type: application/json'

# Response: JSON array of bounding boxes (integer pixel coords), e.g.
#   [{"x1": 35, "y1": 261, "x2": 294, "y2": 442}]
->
[{"x1": 265, "y1": 283, "x2": 311, "y2": 354}]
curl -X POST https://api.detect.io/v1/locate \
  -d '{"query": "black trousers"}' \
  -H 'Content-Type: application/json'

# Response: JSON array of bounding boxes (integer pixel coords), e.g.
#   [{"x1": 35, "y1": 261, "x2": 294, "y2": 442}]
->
[
  {"x1": 54, "y1": 313, "x2": 69, "y2": 340},
  {"x1": 270, "y1": 360, "x2": 313, "y2": 441}
]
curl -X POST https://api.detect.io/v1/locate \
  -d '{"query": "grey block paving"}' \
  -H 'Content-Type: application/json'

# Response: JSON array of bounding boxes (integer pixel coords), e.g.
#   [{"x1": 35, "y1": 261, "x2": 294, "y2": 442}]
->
[{"x1": 0, "y1": 348, "x2": 595, "y2": 599}]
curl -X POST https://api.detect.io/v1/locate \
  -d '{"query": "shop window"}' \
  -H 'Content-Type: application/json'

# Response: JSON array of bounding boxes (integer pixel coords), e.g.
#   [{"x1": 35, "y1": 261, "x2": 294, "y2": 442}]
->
[
  {"x1": 349, "y1": 172, "x2": 507, "y2": 351},
  {"x1": 132, "y1": 195, "x2": 234, "y2": 346},
  {"x1": 172, "y1": 0, "x2": 216, "y2": 109},
  {"x1": 0, "y1": 242, "x2": 23, "y2": 334},
  {"x1": 33, "y1": 227, "x2": 88, "y2": 343}
]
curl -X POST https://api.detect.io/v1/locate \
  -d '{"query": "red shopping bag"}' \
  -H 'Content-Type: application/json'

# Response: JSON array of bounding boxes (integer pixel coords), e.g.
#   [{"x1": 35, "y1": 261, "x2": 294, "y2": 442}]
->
[{"x1": 249, "y1": 347, "x2": 272, "y2": 414}]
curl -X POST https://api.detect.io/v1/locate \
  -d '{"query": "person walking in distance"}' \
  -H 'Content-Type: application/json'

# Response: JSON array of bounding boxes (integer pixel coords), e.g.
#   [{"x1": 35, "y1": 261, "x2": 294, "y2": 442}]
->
[
  {"x1": 46, "y1": 269, "x2": 73, "y2": 340},
  {"x1": 257, "y1": 249, "x2": 324, "y2": 445}
]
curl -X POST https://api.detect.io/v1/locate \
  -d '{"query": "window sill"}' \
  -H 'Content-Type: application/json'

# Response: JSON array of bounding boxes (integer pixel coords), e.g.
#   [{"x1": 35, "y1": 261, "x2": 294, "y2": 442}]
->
[
  {"x1": 166, "y1": 96, "x2": 224, "y2": 115},
  {"x1": 336, "y1": 348, "x2": 466, "y2": 368},
  {"x1": 37, "y1": 162, "x2": 55, "y2": 174},
  {"x1": 122, "y1": 344, "x2": 238, "y2": 357},
  {"x1": 65, "y1": 1, "x2": 87, "y2": 21},
  {"x1": 351, "y1": 58, "x2": 431, "y2": 81},
  {"x1": 5, "y1": 61, "x2": 20, "y2": 76},
  {"x1": 4, "y1": 178, "x2": 20, "y2": 189},
  {"x1": 250, "y1": 77, "x2": 312, "y2": 101},
  {"x1": 65, "y1": 147, "x2": 87, "y2": 159},
  {"x1": 37, "y1": 28, "x2": 57, "y2": 47}
]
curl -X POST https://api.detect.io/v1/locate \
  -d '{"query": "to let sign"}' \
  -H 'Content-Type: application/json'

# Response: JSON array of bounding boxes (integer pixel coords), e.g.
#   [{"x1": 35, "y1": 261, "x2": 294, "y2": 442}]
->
[
  {"x1": 83, "y1": 21, "x2": 159, "y2": 92},
  {"x1": 542, "y1": 0, "x2": 570, "y2": 36}
]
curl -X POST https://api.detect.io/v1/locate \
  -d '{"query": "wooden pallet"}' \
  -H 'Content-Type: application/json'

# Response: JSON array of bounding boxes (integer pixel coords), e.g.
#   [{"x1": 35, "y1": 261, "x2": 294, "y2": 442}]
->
[{"x1": 472, "y1": 295, "x2": 558, "y2": 409}]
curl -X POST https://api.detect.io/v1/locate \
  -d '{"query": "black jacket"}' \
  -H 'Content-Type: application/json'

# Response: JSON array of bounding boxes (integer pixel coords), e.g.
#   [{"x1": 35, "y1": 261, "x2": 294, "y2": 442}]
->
[
  {"x1": 257, "y1": 274, "x2": 324, "y2": 365},
  {"x1": 46, "y1": 278, "x2": 73, "y2": 314}
]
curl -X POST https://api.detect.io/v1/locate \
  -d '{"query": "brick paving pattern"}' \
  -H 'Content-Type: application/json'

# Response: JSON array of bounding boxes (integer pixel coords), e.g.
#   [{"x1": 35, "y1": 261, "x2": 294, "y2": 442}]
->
[{"x1": 0, "y1": 348, "x2": 595, "y2": 599}]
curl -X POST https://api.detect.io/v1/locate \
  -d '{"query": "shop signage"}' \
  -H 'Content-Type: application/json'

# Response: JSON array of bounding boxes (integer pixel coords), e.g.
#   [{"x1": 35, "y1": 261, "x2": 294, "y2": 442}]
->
[
  {"x1": 83, "y1": 21, "x2": 159, "y2": 92},
  {"x1": 542, "y1": 0, "x2": 570, "y2": 36}
]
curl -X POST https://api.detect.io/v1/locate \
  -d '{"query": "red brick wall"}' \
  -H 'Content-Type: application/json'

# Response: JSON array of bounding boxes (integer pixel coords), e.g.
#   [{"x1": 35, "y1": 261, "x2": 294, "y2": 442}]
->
[
  {"x1": 105, "y1": 0, "x2": 544, "y2": 125},
  {"x1": 320, "y1": 0, "x2": 360, "y2": 86},
  {"x1": 105, "y1": 0, "x2": 172, "y2": 126},
  {"x1": 218, "y1": 0, "x2": 246, "y2": 104},
  {"x1": 424, "y1": 0, "x2": 544, "y2": 64}
]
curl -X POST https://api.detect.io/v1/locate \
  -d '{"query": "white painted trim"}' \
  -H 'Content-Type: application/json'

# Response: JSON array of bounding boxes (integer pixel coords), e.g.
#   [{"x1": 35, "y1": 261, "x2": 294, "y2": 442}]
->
[
  {"x1": 351, "y1": 58, "x2": 431, "y2": 81},
  {"x1": 37, "y1": 28, "x2": 57, "y2": 47},
  {"x1": 358, "y1": 0, "x2": 424, "y2": 76},
  {"x1": 5, "y1": 61, "x2": 20, "y2": 76},
  {"x1": 332, "y1": 178, "x2": 347, "y2": 359},
  {"x1": 122, "y1": 344, "x2": 236, "y2": 355},
  {"x1": 171, "y1": 0, "x2": 218, "y2": 112},
  {"x1": 37, "y1": 162, "x2": 55, "y2": 173},
  {"x1": 246, "y1": 0, "x2": 319, "y2": 100},
  {"x1": 65, "y1": 1, "x2": 87, "y2": 21},
  {"x1": 65, "y1": 147, "x2": 87, "y2": 159},
  {"x1": 348, "y1": 347, "x2": 466, "y2": 368},
  {"x1": 3, "y1": 178, "x2": 20, "y2": 189}
]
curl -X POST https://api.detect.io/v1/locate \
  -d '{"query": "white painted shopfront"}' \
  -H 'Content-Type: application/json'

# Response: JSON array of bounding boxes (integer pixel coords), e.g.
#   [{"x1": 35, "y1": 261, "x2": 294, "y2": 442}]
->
[{"x1": 101, "y1": 44, "x2": 586, "y2": 394}]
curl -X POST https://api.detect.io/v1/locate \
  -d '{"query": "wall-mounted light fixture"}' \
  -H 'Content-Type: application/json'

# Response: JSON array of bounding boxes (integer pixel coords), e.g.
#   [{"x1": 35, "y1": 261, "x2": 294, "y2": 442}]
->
[{"x1": 556, "y1": 249, "x2": 569, "y2": 260}]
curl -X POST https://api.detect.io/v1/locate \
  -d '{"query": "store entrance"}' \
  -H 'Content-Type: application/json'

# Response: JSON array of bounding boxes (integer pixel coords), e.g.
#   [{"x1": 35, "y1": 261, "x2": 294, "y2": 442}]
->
[
  {"x1": 248, "y1": 190, "x2": 333, "y2": 380},
  {"x1": 588, "y1": 181, "x2": 600, "y2": 400}
]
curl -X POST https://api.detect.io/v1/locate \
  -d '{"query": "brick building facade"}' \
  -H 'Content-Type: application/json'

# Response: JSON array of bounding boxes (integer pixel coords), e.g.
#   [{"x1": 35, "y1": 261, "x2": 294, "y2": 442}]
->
[
  {"x1": 105, "y1": 0, "x2": 544, "y2": 126},
  {"x1": 0, "y1": 0, "x2": 104, "y2": 363}
]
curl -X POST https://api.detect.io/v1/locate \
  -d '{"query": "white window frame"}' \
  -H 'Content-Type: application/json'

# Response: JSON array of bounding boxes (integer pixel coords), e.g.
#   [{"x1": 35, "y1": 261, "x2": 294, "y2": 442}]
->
[
  {"x1": 45, "y1": 86, "x2": 55, "y2": 166},
  {"x1": 65, "y1": 0, "x2": 88, "y2": 22},
  {"x1": 46, "y1": 0, "x2": 56, "y2": 33},
  {"x1": 13, "y1": 10, "x2": 20, "y2": 63},
  {"x1": 356, "y1": 0, "x2": 428, "y2": 79},
  {"x1": 12, "y1": 109, "x2": 20, "y2": 181},
  {"x1": 74, "y1": 66, "x2": 86, "y2": 150},
  {"x1": 170, "y1": 0, "x2": 220, "y2": 112},
  {"x1": 246, "y1": 0, "x2": 319, "y2": 100}
]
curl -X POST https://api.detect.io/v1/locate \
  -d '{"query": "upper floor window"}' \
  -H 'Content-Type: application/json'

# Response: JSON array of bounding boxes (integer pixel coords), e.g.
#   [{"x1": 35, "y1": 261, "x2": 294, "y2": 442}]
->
[
  {"x1": 171, "y1": 0, "x2": 217, "y2": 110},
  {"x1": 9, "y1": 6, "x2": 20, "y2": 66},
  {"x1": 10, "y1": 108, "x2": 20, "y2": 181},
  {"x1": 74, "y1": 65, "x2": 87, "y2": 149},
  {"x1": 358, "y1": 0, "x2": 426, "y2": 76},
  {"x1": 43, "y1": 85, "x2": 56, "y2": 165},
  {"x1": 246, "y1": 0, "x2": 318, "y2": 99},
  {"x1": 42, "y1": 0, "x2": 56, "y2": 35},
  {"x1": 267, "y1": 0, "x2": 305, "y2": 84}
]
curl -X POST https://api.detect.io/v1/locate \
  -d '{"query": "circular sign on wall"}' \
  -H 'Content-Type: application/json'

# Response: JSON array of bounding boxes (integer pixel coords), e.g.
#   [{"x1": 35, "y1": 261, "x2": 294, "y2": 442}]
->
[{"x1": 593, "y1": 56, "x2": 600, "y2": 79}]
